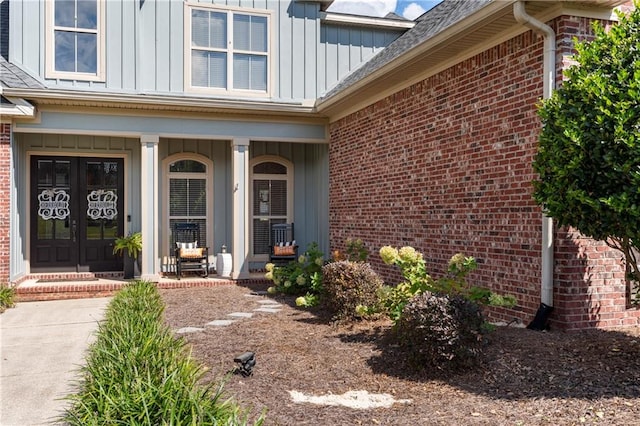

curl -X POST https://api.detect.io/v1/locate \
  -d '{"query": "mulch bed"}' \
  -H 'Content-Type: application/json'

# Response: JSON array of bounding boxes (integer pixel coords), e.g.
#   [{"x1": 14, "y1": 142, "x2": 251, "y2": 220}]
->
[{"x1": 161, "y1": 284, "x2": 640, "y2": 426}]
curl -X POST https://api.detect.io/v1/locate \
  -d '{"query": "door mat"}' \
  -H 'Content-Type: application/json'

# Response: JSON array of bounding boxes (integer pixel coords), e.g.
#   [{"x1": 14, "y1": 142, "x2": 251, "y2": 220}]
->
[{"x1": 36, "y1": 278, "x2": 100, "y2": 283}]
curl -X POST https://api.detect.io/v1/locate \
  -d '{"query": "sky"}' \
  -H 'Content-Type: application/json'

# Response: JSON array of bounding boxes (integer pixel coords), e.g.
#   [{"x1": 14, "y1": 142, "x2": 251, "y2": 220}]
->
[{"x1": 327, "y1": 0, "x2": 443, "y2": 21}]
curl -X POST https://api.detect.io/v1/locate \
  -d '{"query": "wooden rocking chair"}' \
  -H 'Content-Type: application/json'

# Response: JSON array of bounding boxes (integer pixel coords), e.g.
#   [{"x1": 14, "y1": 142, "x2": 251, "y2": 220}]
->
[
  {"x1": 269, "y1": 223, "x2": 298, "y2": 266},
  {"x1": 172, "y1": 222, "x2": 209, "y2": 280}
]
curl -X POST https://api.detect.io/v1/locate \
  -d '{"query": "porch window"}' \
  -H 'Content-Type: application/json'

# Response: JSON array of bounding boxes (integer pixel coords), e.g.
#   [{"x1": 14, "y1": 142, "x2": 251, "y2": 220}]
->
[
  {"x1": 46, "y1": 0, "x2": 105, "y2": 81},
  {"x1": 251, "y1": 159, "x2": 292, "y2": 257},
  {"x1": 168, "y1": 159, "x2": 208, "y2": 247},
  {"x1": 185, "y1": 3, "x2": 270, "y2": 94}
]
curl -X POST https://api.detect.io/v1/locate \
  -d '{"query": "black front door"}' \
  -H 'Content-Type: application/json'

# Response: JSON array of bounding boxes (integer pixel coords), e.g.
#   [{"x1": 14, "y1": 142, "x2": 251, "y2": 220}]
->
[{"x1": 30, "y1": 156, "x2": 124, "y2": 272}]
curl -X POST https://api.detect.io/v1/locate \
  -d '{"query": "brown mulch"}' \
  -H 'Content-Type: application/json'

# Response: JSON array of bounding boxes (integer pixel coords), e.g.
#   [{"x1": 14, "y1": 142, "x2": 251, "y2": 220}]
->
[{"x1": 160, "y1": 284, "x2": 640, "y2": 426}]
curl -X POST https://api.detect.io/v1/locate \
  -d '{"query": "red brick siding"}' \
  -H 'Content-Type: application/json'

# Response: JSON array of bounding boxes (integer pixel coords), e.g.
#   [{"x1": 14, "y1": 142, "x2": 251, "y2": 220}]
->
[
  {"x1": 329, "y1": 30, "x2": 545, "y2": 325},
  {"x1": 328, "y1": 13, "x2": 640, "y2": 329},
  {"x1": 0, "y1": 123, "x2": 10, "y2": 284}
]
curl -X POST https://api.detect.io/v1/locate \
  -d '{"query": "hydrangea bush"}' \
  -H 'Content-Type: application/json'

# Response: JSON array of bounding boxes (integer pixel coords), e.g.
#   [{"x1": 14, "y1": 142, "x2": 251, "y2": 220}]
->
[
  {"x1": 265, "y1": 242, "x2": 325, "y2": 306},
  {"x1": 379, "y1": 246, "x2": 516, "y2": 322}
]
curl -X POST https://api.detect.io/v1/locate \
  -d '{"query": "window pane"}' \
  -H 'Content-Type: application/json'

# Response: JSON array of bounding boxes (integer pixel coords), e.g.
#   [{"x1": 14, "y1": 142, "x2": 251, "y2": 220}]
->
[
  {"x1": 209, "y1": 51, "x2": 226, "y2": 88},
  {"x1": 38, "y1": 161, "x2": 54, "y2": 186},
  {"x1": 192, "y1": 50, "x2": 226, "y2": 88},
  {"x1": 250, "y1": 16, "x2": 267, "y2": 52},
  {"x1": 77, "y1": 0, "x2": 97, "y2": 29},
  {"x1": 54, "y1": 161, "x2": 71, "y2": 186},
  {"x1": 234, "y1": 14, "x2": 267, "y2": 53},
  {"x1": 210, "y1": 12, "x2": 227, "y2": 49},
  {"x1": 54, "y1": 218, "x2": 71, "y2": 239},
  {"x1": 170, "y1": 160, "x2": 206, "y2": 173},
  {"x1": 55, "y1": 0, "x2": 75, "y2": 27},
  {"x1": 103, "y1": 162, "x2": 118, "y2": 187},
  {"x1": 253, "y1": 218, "x2": 270, "y2": 255},
  {"x1": 253, "y1": 179, "x2": 269, "y2": 216},
  {"x1": 192, "y1": 10, "x2": 210, "y2": 47},
  {"x1": 233, "y1": 53, "x2": 250, "y2": 90},
  {"x1": 250, "y1": 55, "x2": 267, "y2": 91},
  {"x1": 55, "y1": 31, "x2": 76, "y2": 72},
  {"x1": 271, "y1": 180, "x2": 287, "y2": 216},
  {"x1": 188, "y1": 179, "x2": 206, "y2": 216},
  {"x1": 234, "y1": 54, "x2": 266, "y2": 91},
  {"x1": 86, "y1": 217, "x2": 102, "y2": 240},
  {"x1": 77, "y1": 33, "x2": 97, "y2": 73},
  {"x1": 170, "y1": 179, "x2": 188, "y2": 216},
  {"x1": 253, "y1": 162, "x2": 286, "y2": 174},
  {"x1": 191, "y1": 50, "x2": 208, "y2": 87},
  {"x1": 234, "y1": 14, "x2": 250, "y2": 51}
]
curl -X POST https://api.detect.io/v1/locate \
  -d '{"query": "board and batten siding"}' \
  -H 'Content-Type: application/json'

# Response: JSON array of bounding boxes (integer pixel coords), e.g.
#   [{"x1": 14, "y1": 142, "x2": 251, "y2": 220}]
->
[{"x1": 9, "y1": 0, "x2": 402, "y2": 100}]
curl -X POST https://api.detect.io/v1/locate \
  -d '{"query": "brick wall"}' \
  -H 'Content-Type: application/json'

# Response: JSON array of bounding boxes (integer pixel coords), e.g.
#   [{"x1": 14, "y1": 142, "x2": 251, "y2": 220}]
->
[
  {"x1": 328, "y1": 13, "x2": 640, "y2": 329},
  {"x1": 0, "y1": 123, "x2": 10, "y2": 284}
]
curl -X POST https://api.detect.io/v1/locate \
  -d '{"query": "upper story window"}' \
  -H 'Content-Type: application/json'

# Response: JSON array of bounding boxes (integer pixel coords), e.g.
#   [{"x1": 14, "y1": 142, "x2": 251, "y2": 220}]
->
[
  {"x1": 185, "y1": 3, "x2": 271, "y2": 95},
  {"x1": 46, "y1": 0, "x2": 106, "y2": 81}
]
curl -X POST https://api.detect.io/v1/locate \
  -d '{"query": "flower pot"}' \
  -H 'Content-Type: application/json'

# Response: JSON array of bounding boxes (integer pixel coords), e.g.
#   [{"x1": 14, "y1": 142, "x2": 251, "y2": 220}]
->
[{"x1": 123, "y1": 254, "x2": 135, "y2": 279}]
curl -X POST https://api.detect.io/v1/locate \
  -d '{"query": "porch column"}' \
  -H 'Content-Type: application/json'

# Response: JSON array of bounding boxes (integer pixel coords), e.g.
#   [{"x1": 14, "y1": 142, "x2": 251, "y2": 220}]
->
[
  {"x1": 140, "y1": 134, "x2": 160, "y2": 280},
  {"x1": 231, "y1": 138, "x2": 250, "y2": 279}
]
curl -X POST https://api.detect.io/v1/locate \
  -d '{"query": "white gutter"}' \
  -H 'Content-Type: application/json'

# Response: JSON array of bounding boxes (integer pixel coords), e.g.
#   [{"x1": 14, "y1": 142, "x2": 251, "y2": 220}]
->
[{"x1": 513, "y1": 1, "x2": 555, "y2": 307}]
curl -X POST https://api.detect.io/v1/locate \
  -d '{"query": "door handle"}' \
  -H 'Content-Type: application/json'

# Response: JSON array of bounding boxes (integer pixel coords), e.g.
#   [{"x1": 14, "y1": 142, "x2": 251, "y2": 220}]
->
[{"x1": 72, "y1": 220, "x2": 77, "y2": 242}]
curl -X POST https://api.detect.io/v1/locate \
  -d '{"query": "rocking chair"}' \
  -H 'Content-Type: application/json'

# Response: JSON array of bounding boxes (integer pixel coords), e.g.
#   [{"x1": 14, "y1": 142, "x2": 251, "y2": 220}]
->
[{"x1": 172, "y1": 222, "x2": 209, "y2": 279}]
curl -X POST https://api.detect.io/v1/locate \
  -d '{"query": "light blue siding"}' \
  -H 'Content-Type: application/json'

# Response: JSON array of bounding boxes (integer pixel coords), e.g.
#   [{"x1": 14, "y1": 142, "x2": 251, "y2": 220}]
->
[{"x1": 10, "y1": 0, "x2": 404, "y2": 100}]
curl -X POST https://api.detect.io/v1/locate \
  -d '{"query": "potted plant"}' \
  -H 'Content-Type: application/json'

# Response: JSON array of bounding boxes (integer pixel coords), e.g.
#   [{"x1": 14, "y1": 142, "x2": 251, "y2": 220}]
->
[{"x1": 113, "y1": 232, "x2": 142, "y2": 279}]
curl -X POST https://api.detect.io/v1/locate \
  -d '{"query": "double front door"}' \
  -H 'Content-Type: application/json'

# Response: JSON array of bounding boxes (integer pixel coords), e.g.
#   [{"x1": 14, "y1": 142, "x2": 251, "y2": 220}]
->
[{"x1": 30, "y1": 156, "x2": 125, "y2": 272}]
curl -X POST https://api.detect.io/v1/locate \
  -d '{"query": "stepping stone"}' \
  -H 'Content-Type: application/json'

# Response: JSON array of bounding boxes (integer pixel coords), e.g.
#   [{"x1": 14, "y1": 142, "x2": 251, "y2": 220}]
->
[
  {"x1": 228, "y1": 312, "x2": 253, "y2": 318},
  {"x1": 206, "y1": 319, "x2": 236, "y2": 327},
  {"x1": 175, "y1": 327, "x2": 205, "y2": 334},
  {"x1": 251, "y1": 291, "x2": 268, "y2": 296},
  {"x1": 254, "y1": 307, "x2": 281, "y2": 313},
  {"x1": 257, "y1": 300, "x2": 281, "y2": 306}
]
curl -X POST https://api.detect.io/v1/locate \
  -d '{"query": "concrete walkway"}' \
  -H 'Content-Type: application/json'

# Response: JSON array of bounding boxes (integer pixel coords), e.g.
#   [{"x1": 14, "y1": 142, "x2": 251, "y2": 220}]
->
[{"x1": 0, "y1": 297, "x2": 110, "y2": 426}]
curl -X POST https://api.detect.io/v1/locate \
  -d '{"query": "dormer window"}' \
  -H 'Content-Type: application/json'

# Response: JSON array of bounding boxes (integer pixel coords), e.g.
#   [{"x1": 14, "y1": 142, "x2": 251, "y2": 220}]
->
[
  {"x1": 185, "y1": 4, "x2": 271, "y2": 95},
  {"x1": 46, "y1": 0, "x2": 106, "y2": 81}
]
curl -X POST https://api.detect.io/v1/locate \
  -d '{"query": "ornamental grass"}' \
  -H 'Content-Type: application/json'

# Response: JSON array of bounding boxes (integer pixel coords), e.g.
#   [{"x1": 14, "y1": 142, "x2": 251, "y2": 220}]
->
[{"x1": 62, "y1": 281, "x2": 263, "y2": 425}]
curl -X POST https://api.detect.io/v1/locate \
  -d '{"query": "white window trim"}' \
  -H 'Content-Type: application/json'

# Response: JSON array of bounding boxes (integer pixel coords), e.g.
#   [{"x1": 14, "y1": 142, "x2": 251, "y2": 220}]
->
[
  {"x1": 249, "y1": 156, "x2": 294, "y2": 260},
  {"x1": 162, "y1": 154, "x2": 214, "y2": 260},
  {"x1": 45, "y1": 0, "x2": 106, "y2": 82},
  {"x1": 184, "y1": 2, "x2": 273, "y2": 97}
]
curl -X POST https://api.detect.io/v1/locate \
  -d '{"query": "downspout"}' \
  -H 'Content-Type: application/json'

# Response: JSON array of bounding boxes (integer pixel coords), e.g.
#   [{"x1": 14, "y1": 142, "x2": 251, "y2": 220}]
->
[{"x1": 513, "y1": 1, "x2": 555, "y2": 309}]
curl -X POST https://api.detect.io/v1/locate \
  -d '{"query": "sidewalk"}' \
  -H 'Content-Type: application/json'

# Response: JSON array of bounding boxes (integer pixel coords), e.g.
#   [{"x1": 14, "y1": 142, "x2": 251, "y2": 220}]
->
[{"x1": 0, "y1": 297, "x2": 110, "y2": 426}]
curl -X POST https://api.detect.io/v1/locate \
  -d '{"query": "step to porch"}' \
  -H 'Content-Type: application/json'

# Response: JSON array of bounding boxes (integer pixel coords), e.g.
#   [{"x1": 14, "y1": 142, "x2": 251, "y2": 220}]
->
[{"x1": 14, "y1": 273, "x2": 270, "y2": 302}]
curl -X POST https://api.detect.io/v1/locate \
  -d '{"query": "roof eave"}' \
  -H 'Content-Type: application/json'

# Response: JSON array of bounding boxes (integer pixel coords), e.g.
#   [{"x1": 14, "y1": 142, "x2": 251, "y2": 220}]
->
[
  {"x1": 2, "y1": 88, "x2": 322, "y2": 119},
  {"x1": 316, "y1": 0, "x2": 628, "y2": 120}
]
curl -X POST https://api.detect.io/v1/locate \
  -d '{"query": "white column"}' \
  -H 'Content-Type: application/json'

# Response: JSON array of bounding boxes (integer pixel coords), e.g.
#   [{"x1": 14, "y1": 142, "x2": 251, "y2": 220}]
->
[
  {"x1": 140, "y1": 134, "x2": 160, "y2": 281},
  {"x1": 231, "y1": 138, "x2": 250, "y2": 279}
]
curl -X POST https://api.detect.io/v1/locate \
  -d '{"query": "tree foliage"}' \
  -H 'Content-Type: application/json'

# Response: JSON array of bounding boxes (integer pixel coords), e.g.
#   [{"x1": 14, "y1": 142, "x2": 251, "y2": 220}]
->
[{"x1": 533, "y1": 2, "x2": 640, "y2": 283}]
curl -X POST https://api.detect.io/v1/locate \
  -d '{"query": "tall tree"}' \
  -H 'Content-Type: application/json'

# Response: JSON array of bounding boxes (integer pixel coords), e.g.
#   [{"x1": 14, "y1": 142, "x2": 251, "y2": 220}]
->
[{"x1": 533, "y1": 2, "x2": 640, "y2": 285}]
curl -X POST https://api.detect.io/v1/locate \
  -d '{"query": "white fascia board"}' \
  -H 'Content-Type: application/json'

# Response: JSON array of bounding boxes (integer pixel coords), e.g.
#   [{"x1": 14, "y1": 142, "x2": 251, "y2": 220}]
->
[
  {"x1": 3, "y1": 88, "x2": 316, "y2": 115},
  {"x1": 0, "y1": 96, "x2": 36, "y2": 118},
  {"x1": 320, "y1": 12, "x2": 415, "y2": 30}
]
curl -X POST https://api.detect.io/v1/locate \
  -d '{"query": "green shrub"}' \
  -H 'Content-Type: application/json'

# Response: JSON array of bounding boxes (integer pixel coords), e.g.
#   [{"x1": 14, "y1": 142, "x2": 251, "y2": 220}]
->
[
  {"x1": 265, "y1": 242, "x2": 324, "y2": 299},
  {"x1": 0, "y1": 285, "x2": 16, "y2": 313},
  {"x1": 344, "y1": 238, "x2": 369, "y2": 262},
  {"x1": 321, "y1": 261, "x2": 383, "y2": 321},
  {"x1": 397, "y1": 292, "x2": 485, "y2": 372},
  {"x1": 62, "y1": 281, "x2": 263, "y2": 425}
]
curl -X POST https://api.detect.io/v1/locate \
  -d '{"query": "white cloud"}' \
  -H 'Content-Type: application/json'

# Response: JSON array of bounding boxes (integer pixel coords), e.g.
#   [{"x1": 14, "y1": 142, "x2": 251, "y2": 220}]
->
[
  {"x1": 327, "y1": 0, "x2": 397, "y2": 18},
  {"x1": 402, "y1": 3, "x2": 426, "y2": 20}
]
